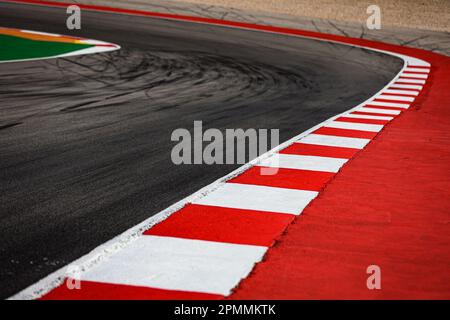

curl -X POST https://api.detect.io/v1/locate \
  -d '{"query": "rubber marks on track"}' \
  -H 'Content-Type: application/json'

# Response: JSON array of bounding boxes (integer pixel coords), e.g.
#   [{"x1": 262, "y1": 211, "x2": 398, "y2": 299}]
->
[{"x1": 34, "y1": 56, "x2": 431, "y2": 299}]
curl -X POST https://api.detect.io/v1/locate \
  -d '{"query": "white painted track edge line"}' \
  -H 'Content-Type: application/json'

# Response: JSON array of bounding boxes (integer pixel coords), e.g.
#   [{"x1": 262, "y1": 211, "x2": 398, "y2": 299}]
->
[{"x1": 8, "y1": 3, "x2": 429, "y2": 300}]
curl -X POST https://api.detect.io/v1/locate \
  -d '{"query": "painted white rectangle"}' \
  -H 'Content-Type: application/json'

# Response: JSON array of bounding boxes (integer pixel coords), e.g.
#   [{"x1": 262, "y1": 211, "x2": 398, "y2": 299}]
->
[
  {"x1": 367, "y1": 101, "x2": 410, "y2": 109},
  {"x1": 404, "y1": 57, "x2": 430, "y2": 67},
  {"x1": 257, "y1": 153, "x2": 347, "y2": 173},
  {"x1": 400, "y1": 73, "x2": 428, "y2": 79},
  {"x1": 193, "y1": 183, "x2": 318, "y2": 215},
  {"x1": 81, "y1": 235, "x2": 267, "y2": 296},
  {"x1": 377, "y1": 94, "x2": 415, "y2": 102},
  {"x1": 298, "y1": 133, "x2": 370, "y2": 149},
  {"x1": 390, "y1": 83, "x2": 423, "y2": 90},
  {"x1": 404, "y1": 67, "x2": 430, "y2": 73},
  {"x1": 397, "y1": 78, "x2": 426, "y2": 84},
  {"x1": 383, "y1": 89, "x2": 418, "y2": 96},
  {"x1": 325, "y1": 120, "x2": 383, "y2": 132},
  {"x1": 344, "y1": 113, "x2": 393, "y2": 121},
  {"x1": 354, "y1": 107, "x2": 401, "y2": 115}
]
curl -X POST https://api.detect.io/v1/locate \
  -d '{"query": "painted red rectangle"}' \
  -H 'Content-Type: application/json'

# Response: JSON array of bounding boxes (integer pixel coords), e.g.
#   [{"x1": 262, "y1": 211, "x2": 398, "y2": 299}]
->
[
  {"x1": 146, "y1": 204, "x2": 294, "y2": 247},
  {"x1": 388, "y1": 86, "x2": 420, "y2": 92},
  {"x1": 365, "y1": 104, "x2": 406, "y2": 111},
  {"x1": 335, "y1": 116, "x2": 389, "y2": 125},
  {"x1": 40, "y1": 279, "x2": 222, "y2": 300},
  {"x1": 394, "y1": 81, "x2": 423, "y2": 86},
  {"x1": 313, "y1": 127, "x2": 377, "y2": 139},
  {"x1": 403, "y1": 70, "x2": 429, "y2": 74},
  {"x1": 372, "y1": 98, "x2": 412, "y2": 105},
  {"x1": 280, "y1": 143, "x2": 359, "y2": 159},
  {"x1": 351, "y1": 110, "x2": 401, "y2": 117},
  {"x1": 406, "y1": 65, "x2": 430, "y2": 69},
  {"x1": 229, "y1": 166, "x2": 334, "y2": 191},
  {"x1": 380, "y1": 92, "x2": 416, "y2": 98},
  {"x1": 399, "y1": 76, "x2": 426, "y2": 80}
]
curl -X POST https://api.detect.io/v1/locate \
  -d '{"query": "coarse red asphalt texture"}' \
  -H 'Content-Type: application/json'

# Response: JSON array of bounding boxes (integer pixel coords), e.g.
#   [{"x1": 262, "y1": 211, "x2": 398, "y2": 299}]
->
[{"x1": 231, "y1": 50, "x2": 450, "y2": 299}]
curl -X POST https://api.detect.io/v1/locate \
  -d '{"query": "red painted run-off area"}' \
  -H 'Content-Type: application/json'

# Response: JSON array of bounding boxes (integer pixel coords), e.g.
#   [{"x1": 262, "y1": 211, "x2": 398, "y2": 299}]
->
[
  {"x1": 232, "y1": 52, "x2": 450, "y2": 299},
  {"x1": 8, "y1": 0, "x2": 450, "y2": 299}
]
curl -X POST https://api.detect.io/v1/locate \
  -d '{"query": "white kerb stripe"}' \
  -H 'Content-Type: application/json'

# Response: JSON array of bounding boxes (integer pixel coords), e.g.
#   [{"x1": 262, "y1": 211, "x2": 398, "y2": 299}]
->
[
  {"x1": 325, "y1": 120, "x2": 383, "y2": 132},
  {"x1": 397, "y1": 78, "x2": 426, "y2": 84},
  {"x1": 390, "y1": 83, "x2": 423, "y2": 90},
  {"x1": 404, "y1": 56, "x2": 430, "y2": 67},
  {"x1": 298, "y1": 134, "x2": 370, "y2": 149},
  {"x1": 400, "y1": 73, "x2": 428, "y2": 79},
  {"x1": 377, "y1": 94, "x2": 415, "y2": 102},
  {"x1": 80, "y1": 235, "x2": 267, "y2": 296},
  {"x1": 345, "y1": 113, "x2": 393, "y2": 121},
  {"x1": 354, "y1": 107, "x2": 401, "y2": 115},
  {"x1": 368, "y1": 101, "x2": 409, "y2": 109},
  {"x1": 383, "y1": 89, "x2": 419, "y2": 96},
  {"x1": 193, "y1": 183, "x2": 318, "y2": 215},
  {"x1": 404, "y1": 67, "x2": 430, "y2": 73},
  {"x1": 257, "y1": 153, "x2": 347, "y2": 173}
]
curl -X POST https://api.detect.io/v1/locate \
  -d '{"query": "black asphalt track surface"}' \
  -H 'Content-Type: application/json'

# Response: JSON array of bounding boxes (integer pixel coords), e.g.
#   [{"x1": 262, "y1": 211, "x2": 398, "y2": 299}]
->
[{"x1": 0, "y1": 2, "x2": 403, "y2": 298}]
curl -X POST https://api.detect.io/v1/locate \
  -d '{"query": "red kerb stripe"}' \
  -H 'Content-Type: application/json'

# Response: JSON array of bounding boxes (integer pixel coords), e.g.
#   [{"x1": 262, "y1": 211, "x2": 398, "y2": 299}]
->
[
  {"x1": 280, "y1": 143, "x2": 359, "y2": 159},
  {"x1": 335, "y1": 116, "x2": 389, "y2": 125},
  {"x1": 229, "y1": 166, "x2": 335, "y2": 191},
  {"x1": 313, "y1": 127, "x2": 377, "y2": 139},
  {"x1": 381, "y1": 92, "x2": 416, "y2": 97},
  {"x1": 40, "y1": 279, "x2": 223, "y2": 300},
  {"x1": 388, "y1": 86, "x2": 420, "y2": 92},
  {"x1": 364, "y1": 104, "x2": 406, "y2": 111},
  {"x1": 145, "y1": 204, "x2": 294, "y2": 247},
  {"x1": 403, "y1": 70, "x2": 428, "y2": 74},
  {"x1": 351, "y1": 111, "x2": 400, "y2": 117}
]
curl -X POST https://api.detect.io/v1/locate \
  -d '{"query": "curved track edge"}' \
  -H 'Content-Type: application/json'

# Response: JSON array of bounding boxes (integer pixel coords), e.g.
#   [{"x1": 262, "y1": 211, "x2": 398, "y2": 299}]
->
[{"x1": 4, "y1": 0, "x2": 445, "y2": 300}]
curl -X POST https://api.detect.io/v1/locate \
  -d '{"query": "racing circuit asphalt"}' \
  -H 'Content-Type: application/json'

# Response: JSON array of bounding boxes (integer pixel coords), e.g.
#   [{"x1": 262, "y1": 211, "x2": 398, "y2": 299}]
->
[{"x1": 0, "y1": 1, "x2": 403, "y2": 298}]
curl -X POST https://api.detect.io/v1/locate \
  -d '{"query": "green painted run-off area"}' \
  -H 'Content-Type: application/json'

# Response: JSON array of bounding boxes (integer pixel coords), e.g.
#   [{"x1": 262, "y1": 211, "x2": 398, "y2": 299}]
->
[{"x1": 0, "y1": 34, "x2": 93, "y2": 62}]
